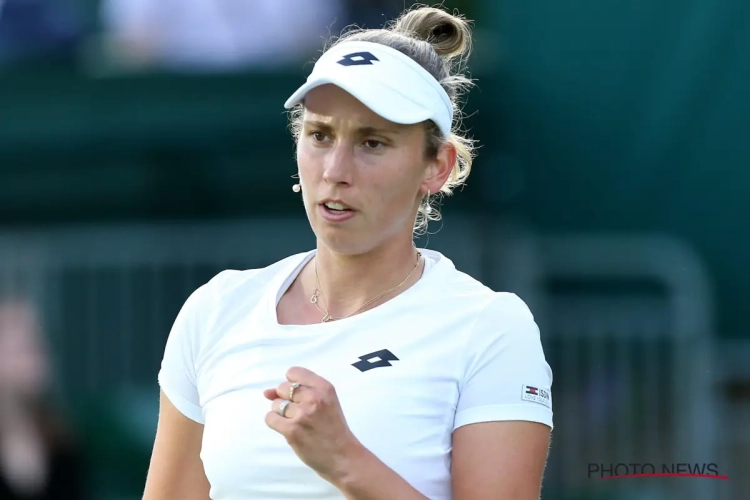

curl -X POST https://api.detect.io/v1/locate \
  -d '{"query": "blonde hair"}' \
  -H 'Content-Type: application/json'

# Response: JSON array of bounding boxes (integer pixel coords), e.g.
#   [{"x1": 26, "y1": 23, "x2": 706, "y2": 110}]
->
[{"x1": 289, "y1": 5, "x2": 477, "y2": 235}]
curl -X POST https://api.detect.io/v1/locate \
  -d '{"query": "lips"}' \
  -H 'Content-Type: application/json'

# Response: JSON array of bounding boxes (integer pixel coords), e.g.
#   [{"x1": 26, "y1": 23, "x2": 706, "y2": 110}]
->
[
  {"x1": 318, "y1": 202, "x2": 356, "y2": 222},
  {"x1": 320, "y1": 199, "x2": 354, "y2": 211}
]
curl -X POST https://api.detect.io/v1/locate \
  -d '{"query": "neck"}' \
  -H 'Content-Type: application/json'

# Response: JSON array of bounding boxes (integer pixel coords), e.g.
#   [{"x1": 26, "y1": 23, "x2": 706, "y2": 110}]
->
[{"x1": 309, "y1": 238, "x2": 423, "y2": 319}]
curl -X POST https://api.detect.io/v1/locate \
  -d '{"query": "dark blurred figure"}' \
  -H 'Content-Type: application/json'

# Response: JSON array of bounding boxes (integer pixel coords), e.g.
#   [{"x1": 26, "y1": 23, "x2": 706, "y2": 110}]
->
[
  {"x1": 0, "y1": 0, "x2": 83, "y2": 65},
  {"x1": 0, "y1": 300, "x2": 86, "y2": 500}
]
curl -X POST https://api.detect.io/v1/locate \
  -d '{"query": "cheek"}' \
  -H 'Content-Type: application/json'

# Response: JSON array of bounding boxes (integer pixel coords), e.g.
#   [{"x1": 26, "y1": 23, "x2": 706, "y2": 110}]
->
[
  {"x1": 296, "y1": 134, "x2": 329, "y2": 166},
  {"x1": 296, "y1": 143, "x2": 315, "y2": 177},
  {"x1": 365, "y1": 157, "x2": 423, "y2": 213}
]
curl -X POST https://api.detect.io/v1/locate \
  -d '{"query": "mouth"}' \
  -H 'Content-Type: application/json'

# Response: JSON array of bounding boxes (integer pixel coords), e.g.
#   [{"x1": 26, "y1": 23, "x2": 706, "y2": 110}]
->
[
  {"x1": 319, "y1": 200, "x2": 356, "y2": 222},
  {"x1": 320, "y1": 200, "x2": 355, "y2": 212}
]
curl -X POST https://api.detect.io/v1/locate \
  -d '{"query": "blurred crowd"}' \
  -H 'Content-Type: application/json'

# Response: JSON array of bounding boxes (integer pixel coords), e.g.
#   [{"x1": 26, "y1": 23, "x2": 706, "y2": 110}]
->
[
  {"x1": 0, "y1": 299, "x2": 86, "y2": 499},
  {"x1": 0, "y1": 0, "x2": 473, "y2": 72},
  {"x1": 0, "y1": 0, "x2": 83, "y2": 65}
]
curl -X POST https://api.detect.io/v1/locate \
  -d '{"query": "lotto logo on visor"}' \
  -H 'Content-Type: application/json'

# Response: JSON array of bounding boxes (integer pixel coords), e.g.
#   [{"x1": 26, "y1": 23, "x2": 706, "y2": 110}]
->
[
  {"x1": 522, "y1": 385, "x2": 551, "y2": 409},
  {"x1": 283, "y1": 41, "x2": 454, "y2": 138},
  {"x1": 337, "y1": 51, "x2": 380, "y2": 66}
]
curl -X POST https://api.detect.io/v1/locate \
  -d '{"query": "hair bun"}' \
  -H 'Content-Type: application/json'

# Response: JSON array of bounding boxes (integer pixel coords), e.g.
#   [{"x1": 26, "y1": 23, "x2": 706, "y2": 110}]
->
[{"x1": 393, "y1": 6, "x2": 472, "y2": 59}]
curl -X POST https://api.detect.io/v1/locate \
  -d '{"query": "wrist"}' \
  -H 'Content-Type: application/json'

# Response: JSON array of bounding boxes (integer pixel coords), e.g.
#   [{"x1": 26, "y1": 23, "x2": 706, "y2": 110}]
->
[{"x1": 325, "y1": 436, "x2": 372, "y2": 490}]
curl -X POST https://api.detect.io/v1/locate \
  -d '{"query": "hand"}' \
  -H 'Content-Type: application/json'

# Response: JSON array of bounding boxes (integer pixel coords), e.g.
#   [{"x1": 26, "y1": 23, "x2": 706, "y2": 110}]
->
[{"x1": 264, "y1": 367, "x2": 363, "y2": 483}]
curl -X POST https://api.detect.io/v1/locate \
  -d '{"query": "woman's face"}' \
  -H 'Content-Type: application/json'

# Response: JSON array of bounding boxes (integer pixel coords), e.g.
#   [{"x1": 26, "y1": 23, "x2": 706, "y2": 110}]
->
[
  {"x1": 0, "y1": 303, "x2": 48, "y2": 398},
  {"x1": 296, "y1": 84, "x2": 452, "y2": 255}
]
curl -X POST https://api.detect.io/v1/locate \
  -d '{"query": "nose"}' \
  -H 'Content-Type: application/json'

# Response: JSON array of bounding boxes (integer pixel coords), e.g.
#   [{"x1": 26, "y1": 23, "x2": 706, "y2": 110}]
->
[{"x1": 322, "y1": 141, "x2": 353, "y2": 185}]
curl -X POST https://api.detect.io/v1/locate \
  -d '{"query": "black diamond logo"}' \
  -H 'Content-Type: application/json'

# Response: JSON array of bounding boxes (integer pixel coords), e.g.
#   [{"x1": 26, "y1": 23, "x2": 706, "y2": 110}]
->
[
  {"x1": 352, "y1": 349, "x2": 399, "y2": 372},
  {"x1": 337, "y1": 51, "x2": 380, "y2": 67}
]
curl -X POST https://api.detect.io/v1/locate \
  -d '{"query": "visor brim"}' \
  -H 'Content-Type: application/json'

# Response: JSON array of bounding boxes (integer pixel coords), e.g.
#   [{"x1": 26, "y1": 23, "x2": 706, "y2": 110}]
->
[{"x1": 284, "y1": 74, "x2": 434, "y2": 127}]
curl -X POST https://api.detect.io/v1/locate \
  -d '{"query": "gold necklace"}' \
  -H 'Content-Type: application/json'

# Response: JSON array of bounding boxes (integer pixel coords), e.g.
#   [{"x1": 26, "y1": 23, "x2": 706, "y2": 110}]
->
[{"x1": 310, "y1": 250, "x2": 422, "y2": 323}]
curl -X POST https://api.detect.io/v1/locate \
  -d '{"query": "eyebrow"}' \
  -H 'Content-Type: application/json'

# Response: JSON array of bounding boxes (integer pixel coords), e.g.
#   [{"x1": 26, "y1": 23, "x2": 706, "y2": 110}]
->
[{"x1": 304, "y1": 120, "x2": 401, "y2": 136}]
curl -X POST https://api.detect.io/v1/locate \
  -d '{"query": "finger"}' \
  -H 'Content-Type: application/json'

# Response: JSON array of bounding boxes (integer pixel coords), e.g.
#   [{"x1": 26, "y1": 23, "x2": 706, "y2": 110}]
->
[
  {"x1": 264, "y1": 381, "x2": 306, "y2": 402},
  {"x1": 270, "y1": 398, "x2": 299, "y2": 419},
  {"x1": 274, "y1": 381, "x2": 292, "y2": 400},
  {"x1": 262, "y1": 388, "x2": 278, "y2": 400},
  {"x1": 286, "y1": 366, "x2": 326, "y2": 387},
  {"x1": 274, "y1": 381, "x2": 307, "y2": 402},
  {"x1": 265, "y1": 410, "x2": 293, "y2": 434}
]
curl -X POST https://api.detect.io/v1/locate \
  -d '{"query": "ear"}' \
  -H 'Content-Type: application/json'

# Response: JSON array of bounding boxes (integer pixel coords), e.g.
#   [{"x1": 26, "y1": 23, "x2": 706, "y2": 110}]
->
[{"x1": 420, "y1": 140, "x2": 457, "y2": 196}]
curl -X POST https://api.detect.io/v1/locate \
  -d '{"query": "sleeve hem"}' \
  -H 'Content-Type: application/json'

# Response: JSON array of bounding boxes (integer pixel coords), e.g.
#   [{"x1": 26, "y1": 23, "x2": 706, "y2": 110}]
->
[
  {"x1": 158, "y1": 375, "x2": 205, "y2": 424},
  {"x1": 454, "y1": 404, "x2": 553, "y2": 431}
]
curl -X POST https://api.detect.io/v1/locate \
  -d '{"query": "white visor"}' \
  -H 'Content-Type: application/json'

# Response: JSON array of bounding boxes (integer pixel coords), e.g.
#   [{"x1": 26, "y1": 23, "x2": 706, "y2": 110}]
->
[{"x1": 284, "y1": 41, "x2": 453, "y2": 138}]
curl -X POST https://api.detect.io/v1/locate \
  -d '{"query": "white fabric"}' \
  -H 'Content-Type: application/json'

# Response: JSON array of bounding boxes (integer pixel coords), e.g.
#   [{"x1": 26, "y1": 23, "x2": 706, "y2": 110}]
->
[
  {"x1": 284, "y1": 41, "x2": 454, "y2": 138},
  {"x1": 159, "y1": 249, "x2": 553, "y2": 500}
]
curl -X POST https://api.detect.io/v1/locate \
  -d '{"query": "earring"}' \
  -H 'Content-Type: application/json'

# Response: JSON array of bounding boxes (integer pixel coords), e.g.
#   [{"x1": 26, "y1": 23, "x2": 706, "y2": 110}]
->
[
  {"x1": 292, "y1": 183, "x2": 301, "y2": 193},
  {"x1": 425, "y1": 190, "x2": 432, "y2": 213}
]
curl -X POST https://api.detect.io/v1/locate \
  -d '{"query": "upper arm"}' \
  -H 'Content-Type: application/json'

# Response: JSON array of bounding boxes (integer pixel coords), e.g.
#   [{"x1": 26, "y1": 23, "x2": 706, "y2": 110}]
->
[
  {"x1": 143, "y1": 391, "x2": 211, "y2": 500},
  {"x1": 145, "y1": 283, "x2": 215, "y2": 499},
  {"x1": 453, "y1": 421, "x2": 550, "y2": 500},
  {"x1": 451, "y1": 293, "x2": 554, "y2": 499}
]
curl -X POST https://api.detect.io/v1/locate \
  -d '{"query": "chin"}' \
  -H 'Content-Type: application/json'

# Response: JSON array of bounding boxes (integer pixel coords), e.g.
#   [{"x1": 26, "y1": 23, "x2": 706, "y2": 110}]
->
[
  {"x1": 312, "y1": 226, "x2": 371, "y2": 256},
  {"x1": 317, "y1": 234, "x2": 368, "y2": 256}
]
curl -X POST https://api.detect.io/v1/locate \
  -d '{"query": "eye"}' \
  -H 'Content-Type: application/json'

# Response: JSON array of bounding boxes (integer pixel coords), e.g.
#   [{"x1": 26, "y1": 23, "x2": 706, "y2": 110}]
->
[
  {"x1": 310, "y1": 131, "x2": 328, "y2": 142},
  {"x1": 363, "y1": 139, "x2": 384, "y2": 149}
]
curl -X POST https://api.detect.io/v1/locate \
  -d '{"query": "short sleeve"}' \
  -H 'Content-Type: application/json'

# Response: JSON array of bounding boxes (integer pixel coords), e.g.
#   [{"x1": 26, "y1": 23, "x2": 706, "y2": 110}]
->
[
  {"x1": 454, "y1": 293, "x2": 553, "y2": 431},
  {"x1": 158, "y1": 284, "x2": 212, "y2": 424}
]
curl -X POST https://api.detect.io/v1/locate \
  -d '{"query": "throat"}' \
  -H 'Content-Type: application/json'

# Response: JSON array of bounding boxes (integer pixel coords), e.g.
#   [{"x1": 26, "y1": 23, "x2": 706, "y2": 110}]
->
[{"x1": 309, "y1": 249, "x2": 425, "y2": 321}]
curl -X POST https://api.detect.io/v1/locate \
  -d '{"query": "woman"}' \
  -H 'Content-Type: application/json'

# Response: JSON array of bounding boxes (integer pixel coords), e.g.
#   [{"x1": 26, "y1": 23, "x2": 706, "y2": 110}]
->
[
  {"x1": 0, "y1": 300, "x2": 86, "y2": 500},
  {"x1": 144, "y1": 6, "x2": 553, "y2": 500}
]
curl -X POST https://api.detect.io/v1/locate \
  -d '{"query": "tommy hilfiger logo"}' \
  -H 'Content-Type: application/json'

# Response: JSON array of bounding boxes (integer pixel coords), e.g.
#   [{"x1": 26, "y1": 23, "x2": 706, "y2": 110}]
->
[
  {"x1": 352, "y1": 349, "x2": 399, "y2": 372},
  {"x1": 522, "y1": 384, "x2": 551, "y2": 409}
]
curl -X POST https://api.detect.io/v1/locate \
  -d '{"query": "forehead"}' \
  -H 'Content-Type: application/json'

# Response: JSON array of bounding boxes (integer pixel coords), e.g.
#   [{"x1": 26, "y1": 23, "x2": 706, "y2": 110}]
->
[{"x1": 302, "y1": 84, "x2": 412, "y2": 132}]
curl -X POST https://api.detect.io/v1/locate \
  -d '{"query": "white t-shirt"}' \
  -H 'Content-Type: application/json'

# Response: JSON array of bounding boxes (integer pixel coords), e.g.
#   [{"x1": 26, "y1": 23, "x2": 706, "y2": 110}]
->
[{"x1": 158, "y1": 249, "x2": 553, "y2": 500}]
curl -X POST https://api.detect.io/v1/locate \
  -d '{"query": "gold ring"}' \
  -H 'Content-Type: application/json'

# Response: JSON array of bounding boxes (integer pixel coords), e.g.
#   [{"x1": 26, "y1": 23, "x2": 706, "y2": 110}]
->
[{"x1": 289, "y1": 382, "x2": 300, "y2": 402}]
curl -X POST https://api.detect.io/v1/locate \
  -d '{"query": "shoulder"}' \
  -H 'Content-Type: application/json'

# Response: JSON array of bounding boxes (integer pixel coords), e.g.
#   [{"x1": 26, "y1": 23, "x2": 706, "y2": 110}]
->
[
  {"x1": 476, "y1": 292, "x2": 536, "y2": 326},
  {"x1": 428, "y1": 250, "x2": 534, "y2": 322},
  {"x1": 173, "y1": 251, "x2": 312, "y2": 341},
  {"x1": 159, "y1": 251, "x2": 312, "y2": 383},
  {"x1": 457, "y1": 291, "x2": 549, "y2": 398},
  {"x1": 463, "y1": 291, "x2": 541, "y2": 359},
  {"x1": 428, "y1": 254, "x2": 527, "y2": 321},
  {"x1": 189, "y1": 251, "x2": 312, "y2": 310},
  {"x1": 425, "y1": 255, "x2": 541, "y2": 355},
  {"x1": 450, "y1": 288, "x2": 553, "y2": 429},
  {"x1": 430, "y1": 257, "x2": 544, "y2": 371}
]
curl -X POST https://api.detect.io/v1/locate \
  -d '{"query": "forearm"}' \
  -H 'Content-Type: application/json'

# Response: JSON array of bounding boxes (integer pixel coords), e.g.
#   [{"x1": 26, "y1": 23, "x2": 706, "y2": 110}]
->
[{"x1": 329, "y1": 444, "x2": 429, "y2": 500}]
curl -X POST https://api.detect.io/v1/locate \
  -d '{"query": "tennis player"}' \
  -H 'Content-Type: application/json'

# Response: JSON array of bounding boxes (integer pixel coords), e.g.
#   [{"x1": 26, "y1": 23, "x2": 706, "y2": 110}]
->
[{"x1": 143, "y1": 6, "x2": 553, "y2": 500}]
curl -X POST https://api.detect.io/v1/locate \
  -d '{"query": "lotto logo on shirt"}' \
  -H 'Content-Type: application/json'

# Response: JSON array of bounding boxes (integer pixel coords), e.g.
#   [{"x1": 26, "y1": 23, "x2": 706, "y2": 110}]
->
[{"x1": 522, "y1": 385, "x2": 551, "y2": 409}]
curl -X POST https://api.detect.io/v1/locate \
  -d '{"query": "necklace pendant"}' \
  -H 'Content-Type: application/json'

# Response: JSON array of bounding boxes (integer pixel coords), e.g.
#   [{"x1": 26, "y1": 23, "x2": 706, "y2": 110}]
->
[{"x1": 322, "y1": 314, "x2": 331, "y2": 322}]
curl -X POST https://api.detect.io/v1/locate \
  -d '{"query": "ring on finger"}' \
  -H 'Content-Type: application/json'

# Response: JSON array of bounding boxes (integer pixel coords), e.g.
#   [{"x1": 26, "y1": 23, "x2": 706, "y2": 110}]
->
[
  {"x1": 278, "y1": 399, "x2": 291, "y2": 418},
  {"x1": 289, "y1": 382, "x2": 300, "y2": 402}
]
